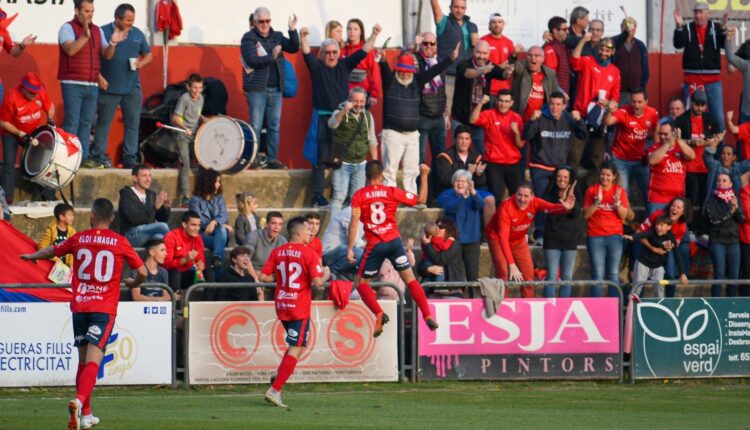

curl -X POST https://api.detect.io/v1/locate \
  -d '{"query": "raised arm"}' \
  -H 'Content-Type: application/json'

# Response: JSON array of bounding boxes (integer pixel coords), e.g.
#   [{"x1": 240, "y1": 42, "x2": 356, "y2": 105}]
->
[{"x1": 430, "y1": 0, "x2": 444, "y2": 24}]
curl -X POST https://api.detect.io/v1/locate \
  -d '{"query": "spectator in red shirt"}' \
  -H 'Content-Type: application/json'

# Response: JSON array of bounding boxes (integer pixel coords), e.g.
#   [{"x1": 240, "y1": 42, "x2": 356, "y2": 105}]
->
[
  {"x1": 469, "y1": 90, "x2": 523, "y2": 202},
  {"x1": 603, "y1": 87, "x2": 659, "y2": 199},
  {"x1": 647, "y1": 121, "x2": 695, "y2": 214},
  {"x1": 0, "y1": 72, "x2": 56, "y2": 203},
  {"x1": 486, "y1": 181, "x2": 575, "y2": 297},
  {"x1": 727, "y1": 110, "x2": 750, "y2": 161},
  {"x1": 543, "y1": 16, "x2": 571, "y2": 95},
  {"x1": 163, "y1": 211, "x2": 206, "y2": 292},
  {"x1": 481, "y1": 13, "x2": 520, "y2": 95},
  {"x1": 584, "y1": 161, "x2": 634, "y2": 297}
]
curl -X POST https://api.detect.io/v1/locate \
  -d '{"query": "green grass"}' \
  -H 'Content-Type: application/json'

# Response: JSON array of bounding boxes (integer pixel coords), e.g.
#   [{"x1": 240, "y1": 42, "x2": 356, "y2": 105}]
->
[{"x1": 1, "y1": 380, "x2": 749, "y2": 429}]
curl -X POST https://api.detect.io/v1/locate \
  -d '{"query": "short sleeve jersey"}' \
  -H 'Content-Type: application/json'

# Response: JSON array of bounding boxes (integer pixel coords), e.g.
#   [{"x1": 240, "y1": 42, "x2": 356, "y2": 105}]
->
[
  {"x1": 584, "y1": 184, "x2": 630, "y2": 237},
  {"x1": 351, "y1": 184, "x2": 417, "y2": 246},
  {"x1": 55, "y1": 228, "x2": 144, "y2": 315},
  {"x1": 611, "y1": 105, "x2": 659, "y2": 161},
  {"x1": 261, "y1": 242, "x2": 323, "y2": 321},
  {"x1": 0, "y1": 86, "x2": 53, "y2": 135},
  {"x1": 647, "y1": 143, "x2": 687, "y2": 204}
]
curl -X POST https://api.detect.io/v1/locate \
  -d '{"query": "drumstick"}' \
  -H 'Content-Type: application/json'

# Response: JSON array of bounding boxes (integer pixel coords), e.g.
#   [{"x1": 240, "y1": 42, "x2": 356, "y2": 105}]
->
[
  {"x1": 30, "y1": 138, "x2": 39, "y2": 146},
  {"x1": 156, "y1": 121, "x2": 188, "y2": 134}
]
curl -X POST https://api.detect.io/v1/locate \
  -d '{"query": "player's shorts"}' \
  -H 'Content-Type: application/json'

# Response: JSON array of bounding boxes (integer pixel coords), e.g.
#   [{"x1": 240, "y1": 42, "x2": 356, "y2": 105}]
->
[
  {"x1": 359, "y1": 238, "x2": 411, "y2": 279},
  {"x1": 282, "y1": 318, "x2": 311, "y2": 347},
  {"x1": 72, "y1": 312, "x2": 115, "y2": 352}
]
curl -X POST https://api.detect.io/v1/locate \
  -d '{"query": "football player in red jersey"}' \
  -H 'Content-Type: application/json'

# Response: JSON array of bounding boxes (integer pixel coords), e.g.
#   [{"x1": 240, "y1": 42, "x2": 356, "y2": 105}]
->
[
  {"x1": 21, "y1": 198, "x2": 146, "y2": 430},
  {"x1": 347, "y1": 159, "x2": 437, "y2": 337},
  {"x1": 260, "y1": 216, "x2": 330, "y2": 408}
]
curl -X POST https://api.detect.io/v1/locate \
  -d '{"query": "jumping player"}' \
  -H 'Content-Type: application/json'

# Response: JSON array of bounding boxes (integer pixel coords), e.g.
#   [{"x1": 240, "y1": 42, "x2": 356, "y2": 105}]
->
[
  {"x1": 347, "y1": 160, "x2": 438, "y2": 336},
  {"x1": 260, "y1": 216, "x2": 330, "y2": 408},
  {"x1": 21, "y1": 198, "x2": 146, "y2": 430}
]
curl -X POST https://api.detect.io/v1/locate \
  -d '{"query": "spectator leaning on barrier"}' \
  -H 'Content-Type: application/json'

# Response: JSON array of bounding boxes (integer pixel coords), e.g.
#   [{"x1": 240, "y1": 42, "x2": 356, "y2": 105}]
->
[
  {"x1": 380, "y1": 46, "x2": 456, "y2": 196},
  {"x1": 543, "y1": 16, "x2": 571, "y2": 95},
  {"x1": 300, "y1": 24, "x2": 380, "y2": 208},
  {"x1": 342, "y1": 19, "x2": 382, "y2": 107},
  {"x1": 189, "y1": 169, "x2": 233, "y2": 279},
  {"x1": 37, "y1": 203, "x2": 76, "y2": 268},
  {"x1": 245, "y1": 211, "x2": 287, "y2": 277},
  {"x1": 673, "y1": 2, "x2": 727, "y2": 132},
  {"x1": 0, "y1": 72, "x2": 56, "y2": 202},
  {"x1": 240, "y1": 7, "x2": 299, "y2": 170},
  {"x1": 646, "y1": 121, "x2": 695, "y2": 215},
  {"x1": 163, "y1": 210, "x2": 206, "y2": 292},
  {"x1": 91, "y1": 3, "x2": 152, "y2": 169},
  {"x1": 704, "y1": 173, "x2": 744, "y2": 297},
  {"x1": 452, "y1": 40, "x2": 505, "y2": 153},
  {"x1": 58, "y1": 0, "x2": 122, "y2": 162},
  {"x1": 327, "y1": 87, "x2": 379, "y2": 216},
  {"x1": 131, "y1": 238, "x2": 171, "y2": 302},
  {"x1": 118, "y1": 165, "x2": 170, "y2": 247}
]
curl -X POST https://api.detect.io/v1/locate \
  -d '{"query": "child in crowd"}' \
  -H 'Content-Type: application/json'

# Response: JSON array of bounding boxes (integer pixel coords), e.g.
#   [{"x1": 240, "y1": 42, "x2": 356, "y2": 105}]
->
[
  {"x1": 234, "y1": 192, "x2": 260, "y2": 245},
  {"x1": 625, "y1": 215, "x2": 688, "y2": 298},
  {"x1": 132, "y1": 238, "x2": 171, "y2": 302},
  {"x1": 171, "y1": 73, "x2": 206, "y2": 206},
  {"x1": 38, "y1": 203, "x2": 76, "y2": 268},
  {"x1": 418, "y1": 222, "x2": 453, "y2": 283},
  {"x1": 219, "y1": 246, "x2": 261, "y2": 301}
]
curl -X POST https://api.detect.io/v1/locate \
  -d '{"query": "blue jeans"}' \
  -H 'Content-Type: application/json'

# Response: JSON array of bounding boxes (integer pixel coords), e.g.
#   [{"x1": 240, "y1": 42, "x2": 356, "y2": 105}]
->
[
  {"x1": 124, "y1": 222, "x2": 170, "y2": 248},
  {"x1": 418, "y1": 116, "x2": 446, "y2": 164},
  {"x1": 708, "y1": 242, "x2": 740, "y2": 297},
  {"x1": 202, "y1": 225, "x2": 229, "y2": 277},
  {"x1": 543, "y1": 248, "x2": 577, "y2": 297},
  {"x1": 323, "y1": 245, "x2": 364, "y2": 280},
  {"x1": 683, "y1": 81, "x2": 725, "y2": 132},
  {"x1": 247, "y1": 87, "x2": 282, "y2": 160},
  {"x1": 587, "y1": 235, "x2": 623, "y2": 297},
  {"x1": 611, "y1": 156, "x2": 649, "y2": 200},
  {"x1": 331, "y1": 162, "x2": 366, "y2": 215},
  {"x1": 530, "y1": 168, "x2": 555, "y2": 239},
  {"x1": 61, "y1": 83, "x2": 99, "y2": 160},
  {"x1": 92, "y1": 86, "x2": 143, "y2": 165}
]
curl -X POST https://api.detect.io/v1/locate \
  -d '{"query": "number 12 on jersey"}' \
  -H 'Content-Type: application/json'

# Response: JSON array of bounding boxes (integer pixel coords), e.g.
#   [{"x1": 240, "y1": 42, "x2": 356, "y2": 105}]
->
[{"x1": 276, "y1": 261, "x2": 302, "y2": 289}]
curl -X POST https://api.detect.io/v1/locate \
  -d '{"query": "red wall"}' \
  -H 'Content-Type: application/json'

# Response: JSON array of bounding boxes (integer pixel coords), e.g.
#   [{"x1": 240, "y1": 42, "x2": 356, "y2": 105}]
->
[{"x1": 1, "y1": 45, "x2": 743, "y2": 167}]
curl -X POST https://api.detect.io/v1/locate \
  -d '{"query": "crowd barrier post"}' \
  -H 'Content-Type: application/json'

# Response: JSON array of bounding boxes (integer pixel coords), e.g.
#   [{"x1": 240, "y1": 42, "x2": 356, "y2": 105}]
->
[
  {"x1": 416, "y1": 281, "x2": 624, "y2": 383},
  {"x1": 0, "y1": 282, "x2": 178, "y2": 388},
  {"x1": 628, "y1": 279, "x2": 750, "y2": 384},
  {"x1": 182, "y1": 281, "x2": 405, "y2": 388}
]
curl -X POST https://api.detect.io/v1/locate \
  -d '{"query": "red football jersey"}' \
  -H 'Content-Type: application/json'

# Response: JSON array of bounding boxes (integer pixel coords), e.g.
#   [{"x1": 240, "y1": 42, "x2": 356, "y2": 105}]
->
[
  {"x1": 685, "y1": 115, "x2": 708, "y2": 173},
  {"x1": 474, "y1": 108, "x2": 524, "y2": 165},
  {"x1": 737, "y1": 122, "x2": 750, "y2": 160},
  {"x1": 351, "y1": 184, "x2": 417, "y2": 246},
  {"x1": 570, "y1": 55, "x2": 620, "y2": 116},
  {"x1": 54, "y1": 228, "x2": 144, "y2": 315},
  {"x1": 261, "y1": 242, "x2": 323, "y2": 321},
  {"x1": 647, "y1": 143, "x2": 687, "y2": 204},
  {"x1": 584, "y1": 184, "x2": 630, "y2": 237},
  {"x1": 0, "y1": 86, "x2": 53, "y2": 135},
  {"x1": 611, "y1": 105, "x2": 659, "y2": 161},
  {"x1": 482, "y1": 34, "x2": 515, "y2": 94}
]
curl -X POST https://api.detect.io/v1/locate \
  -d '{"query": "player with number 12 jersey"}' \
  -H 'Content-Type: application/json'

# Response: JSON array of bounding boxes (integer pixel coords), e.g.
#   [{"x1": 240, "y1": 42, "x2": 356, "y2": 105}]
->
[{"x1": 348, "y1": 160, "x2": 438, "y2": 337}]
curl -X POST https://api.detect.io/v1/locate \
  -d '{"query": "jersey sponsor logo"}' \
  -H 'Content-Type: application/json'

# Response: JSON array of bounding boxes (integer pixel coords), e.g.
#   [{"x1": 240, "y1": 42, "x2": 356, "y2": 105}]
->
[
  {"x1": 664, "y1": 159, "x2": 685, "y2": 174},
  {"x1": 540, "y1": 130, "x2": 572, "y2": 139},
  {"x1": 277, "y1": 290, "x2": 298, "y2": 301}
]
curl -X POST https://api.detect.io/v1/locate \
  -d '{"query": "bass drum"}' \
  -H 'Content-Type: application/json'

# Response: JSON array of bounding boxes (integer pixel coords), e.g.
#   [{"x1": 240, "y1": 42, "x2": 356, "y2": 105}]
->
[
  {"x1": 194, "y1": 116, "x2": 257, "y2": 173},
  {"x1": 22, "y1": 126, "x2": 82, "y2": 189}
]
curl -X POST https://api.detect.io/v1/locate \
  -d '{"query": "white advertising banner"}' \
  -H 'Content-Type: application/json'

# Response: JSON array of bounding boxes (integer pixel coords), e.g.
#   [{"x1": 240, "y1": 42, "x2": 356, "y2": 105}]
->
[
  {"x1": 188, "y1": 301, "x2": 398, "y2": 385},
  {"x1": 0, "y1": 302, "x2": 172, "y2": 387}
]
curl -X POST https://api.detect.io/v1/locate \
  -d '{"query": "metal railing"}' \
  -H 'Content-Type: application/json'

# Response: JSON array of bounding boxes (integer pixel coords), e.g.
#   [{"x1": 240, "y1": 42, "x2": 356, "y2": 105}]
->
[
  {"x1": 0, "y1": 283, "x2": 178, "y2": 388},
  {"x1": 416, "y1": 281, "x2": 625, "y2": 383},
  {"x1": 181, "y1": 281, "x2": 406, "y2": 388}
]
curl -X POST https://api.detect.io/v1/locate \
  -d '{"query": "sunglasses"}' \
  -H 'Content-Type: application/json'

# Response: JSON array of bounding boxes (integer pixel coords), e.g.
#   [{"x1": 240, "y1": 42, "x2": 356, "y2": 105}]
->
[
  {"x1": 557, "y1": 27, "x2": 569, "y2": 32},
  {"x1": 323, "y1": 50, "x2": 339, "y2": 55},
  {"x1": 256, "y1": 19, "x2": 271, "y2": 24},
  {"x1": 421, "y1": 41, "x2": 437, "y2": 46}
]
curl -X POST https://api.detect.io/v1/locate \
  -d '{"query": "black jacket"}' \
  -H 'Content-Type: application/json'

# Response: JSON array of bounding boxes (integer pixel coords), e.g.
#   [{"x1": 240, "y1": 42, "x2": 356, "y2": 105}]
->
[
  {"x1": 675, "y1": 111, "x2": 720, "y2": 142},
  {"x1": 420, "y1": 240, "x2": 466, "y2": 282},
  {"x1": 218, "y1": 267, "x2": 258, "y2": 301},
  {"x1": 118, "y1": 187, "x2": 170, "y2": 235},
  {"x1": 673, "y1": 21, "x2": 725, "y2": 75},
  {"x1": 542, "y1": 187, "x2": 583, "y2": 250},
  {"x1": 240, "y1": 28, "x2": 299, "y2": 92},
  {"x1": 704, "y1": 195, "x2": 745, "y2": 245},
  {"x1": 523, "y1": 110, "x2": 587, "y2": 169},
  {"x1": 434, "y1": 146, "x2": 486, "y2": 196}
]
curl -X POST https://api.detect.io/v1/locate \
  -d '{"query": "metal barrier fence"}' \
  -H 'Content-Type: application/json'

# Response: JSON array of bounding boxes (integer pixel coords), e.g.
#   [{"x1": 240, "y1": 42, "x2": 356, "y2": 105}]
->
[
  {"x1": 181, "y1": 281, "x2": 406, "y2": 388},
  {"x1": 0, "y1": 283, "x2": 178, "y2": 388},
  {"x1": 417, "y1": 281, "x2": 624, "y2": 383},
  {"x1": 629, "y1": 279, "x2": 750, "y2": 383}
]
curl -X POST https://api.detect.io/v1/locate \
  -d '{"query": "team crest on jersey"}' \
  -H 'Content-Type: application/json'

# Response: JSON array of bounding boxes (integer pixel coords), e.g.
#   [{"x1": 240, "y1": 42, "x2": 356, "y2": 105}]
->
[
  {"x1": 526, "y1": 212, "x2": 533, "y2": 219},
  {"x1": 607, "y1": 76, "x2": 614, "y2": 82},
  {"x1": 36, "y1": 100, "x2": 42, "y2": 107},
  {"x1": 316, "y1": 264, "x2": 322, "y2": 272}
]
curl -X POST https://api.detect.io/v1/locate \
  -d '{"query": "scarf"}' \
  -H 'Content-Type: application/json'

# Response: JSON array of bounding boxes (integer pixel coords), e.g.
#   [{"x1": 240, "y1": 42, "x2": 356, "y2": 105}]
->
[
  {"x1": 714, "y1": 186, "x2": 735, "y2": 204},
  {"x1": 421, "y1": 54, "x2": 443, "y2": 94},
  {"x1": 471, "y1": 59, "x2": 487, "y2": 104}
]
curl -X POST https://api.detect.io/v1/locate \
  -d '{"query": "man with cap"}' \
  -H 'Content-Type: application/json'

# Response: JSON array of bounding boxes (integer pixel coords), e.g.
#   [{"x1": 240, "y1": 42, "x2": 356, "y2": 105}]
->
[
  {"x1": 90, "y1": 3, "x2": 153, "y2": 169},
  {"x1": 0, "y1": 8, "x2": 37, "y2": 101},
  {"x1": 380, "y1": 45, "x2": 458, "y2": 194},
  {"x1": 673, "y1": 2, "x2": 727, "y2": 132},
  {"x1": 481, "y1": 13, "x2": 522, "y2": 95},
  {"x1": 0, "y1": 72, "x2": 57, "y2": 203},
  {"x1": 675, "y1": 88, "x2": 722, "y2": 237}
]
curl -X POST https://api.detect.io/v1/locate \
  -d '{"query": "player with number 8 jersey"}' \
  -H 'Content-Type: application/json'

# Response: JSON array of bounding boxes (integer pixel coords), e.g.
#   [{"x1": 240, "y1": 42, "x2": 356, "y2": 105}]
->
[
  {"x1": 21, "y1": 198, "x2": 146, "y2": 430},
  {"x1": 348, "y1": 160, "x2": 438, "y2": 337}
]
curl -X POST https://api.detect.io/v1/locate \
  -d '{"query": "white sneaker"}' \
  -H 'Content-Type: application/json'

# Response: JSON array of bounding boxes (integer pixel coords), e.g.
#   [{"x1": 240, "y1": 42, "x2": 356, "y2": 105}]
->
[
  {"x1": 81, "y1": 414, "x2": 99, "y2": 429},
  {"x1": 265, "y1": 387, "x2": 288, "y2": 408},
  {"x1": 67, "y1": 398, "x2": 82, "y2": 430}
]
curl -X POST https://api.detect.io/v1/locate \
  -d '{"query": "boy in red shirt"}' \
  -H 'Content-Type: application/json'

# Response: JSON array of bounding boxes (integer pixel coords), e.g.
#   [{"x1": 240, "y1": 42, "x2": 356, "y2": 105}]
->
[
  {"x1": 21, "y1": 198, "x2": 146, "y2": 430},
  {"x1": 260, "y1": 216, "x2": 330, "y2": 408}
]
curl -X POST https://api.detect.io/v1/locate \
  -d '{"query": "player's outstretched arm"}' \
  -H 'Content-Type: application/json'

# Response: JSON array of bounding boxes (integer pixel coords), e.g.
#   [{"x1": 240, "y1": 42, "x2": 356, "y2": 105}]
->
[
  {"x1": 124, "y1": 265, "x2": 148, "y2": 289},
  {"x1": 20, "y1": 246, "x2": 56, "y2": 262},
  {"x1": 259, "y1": 273, "x2": 275, "y2": 283}
]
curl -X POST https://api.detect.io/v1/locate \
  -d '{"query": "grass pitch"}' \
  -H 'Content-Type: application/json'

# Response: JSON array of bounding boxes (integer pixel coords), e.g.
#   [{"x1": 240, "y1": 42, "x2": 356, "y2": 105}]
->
[{"x1": 1, "y1": 380, "x2": 748, "y2": 429}]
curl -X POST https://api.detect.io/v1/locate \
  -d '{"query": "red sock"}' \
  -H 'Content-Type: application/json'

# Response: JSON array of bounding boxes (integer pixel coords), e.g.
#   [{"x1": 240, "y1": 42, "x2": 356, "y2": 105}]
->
[
  {"x1": 76, "y1": 362, "x2": 99, "y2": 406},
  {"x1": 356, "y1": 281, "x2": 383, "y2": 315},
  {"x1": 407, "y1": 279, "x2": 432, "y2": 320},
  {"x1": 75, "y1": 364, "x2": 91, "y2": 415},
  {"x1": 271, "y1": 354, "x2": 298, "y2": 392}
]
